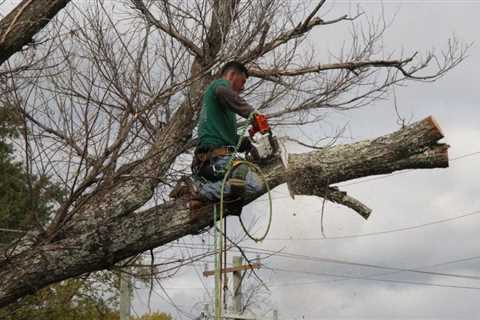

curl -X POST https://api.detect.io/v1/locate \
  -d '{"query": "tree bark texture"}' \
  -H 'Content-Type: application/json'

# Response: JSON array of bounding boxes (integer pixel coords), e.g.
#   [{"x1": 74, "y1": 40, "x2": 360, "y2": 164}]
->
[
  {"x1": 0, "y1": 116, "x2": 448, "y2": 307},
  {"x1": 0, "y1": 0, "x2": 71, "y2": 66}
]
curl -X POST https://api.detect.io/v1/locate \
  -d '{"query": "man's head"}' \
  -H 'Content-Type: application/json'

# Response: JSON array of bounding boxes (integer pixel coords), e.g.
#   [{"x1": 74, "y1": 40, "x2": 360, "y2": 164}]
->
[{"x1": 221, "y1": 61, "x2": 249, "y2": 93}]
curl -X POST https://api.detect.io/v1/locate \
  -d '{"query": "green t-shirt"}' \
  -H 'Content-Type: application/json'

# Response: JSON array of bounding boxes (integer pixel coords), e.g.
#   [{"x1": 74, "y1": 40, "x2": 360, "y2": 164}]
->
[{"x1": 198, "y1": 79, "x2": 238, "y2": 148}]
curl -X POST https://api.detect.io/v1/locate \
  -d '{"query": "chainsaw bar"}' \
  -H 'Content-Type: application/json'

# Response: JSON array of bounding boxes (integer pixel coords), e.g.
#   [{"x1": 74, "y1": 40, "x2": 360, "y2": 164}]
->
[{"x1": 277, "y1": 137, "x2": 295, "y2": 200}]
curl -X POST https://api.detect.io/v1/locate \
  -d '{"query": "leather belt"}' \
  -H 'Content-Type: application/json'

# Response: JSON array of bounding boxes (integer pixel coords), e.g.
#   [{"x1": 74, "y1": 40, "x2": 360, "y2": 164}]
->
[
  {"x1": 211, "y1": 146, "x2": 235, "y2": 157},
  {"x1": 196, "y1": 146, "x2": 235, "y2": 162}
]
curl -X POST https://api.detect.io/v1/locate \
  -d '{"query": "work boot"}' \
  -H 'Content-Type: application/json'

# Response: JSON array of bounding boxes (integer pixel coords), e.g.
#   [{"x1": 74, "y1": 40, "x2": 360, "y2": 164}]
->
[
  {"x1": 170, "y1": 177, "x2": 208, "y2": 221},
  {"x1": 223, "y1": 196, "x2": 244, "y2": 216},
  {"x1": 226, "y1": 177, "x2": 246, "y2": 198},
  {"x1": 188, "y1": 189, "x2": 208, "y2": 221},
  {"x1": 169, "y1": 176, "x2": 193, "y2": 199},
  {"x1": 227, "y1": 163, "x2": 249, "y2": 197},
  {"x1": 189, "y1": 193, "x2": 214, "y2": 235}
]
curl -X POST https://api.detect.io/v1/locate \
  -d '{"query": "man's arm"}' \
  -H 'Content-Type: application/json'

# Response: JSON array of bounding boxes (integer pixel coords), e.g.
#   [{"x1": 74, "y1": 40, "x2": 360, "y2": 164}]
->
[{"x1": 215, "y1": 85, "x2": 255, "y2": 118}]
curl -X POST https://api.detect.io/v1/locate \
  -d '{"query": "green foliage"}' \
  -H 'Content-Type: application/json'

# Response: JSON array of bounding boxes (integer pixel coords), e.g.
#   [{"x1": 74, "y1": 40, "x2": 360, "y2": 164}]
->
[
  {"x1": 0, "y1": 273, "x2": 120, "y2": 320},
  {"x1": 0, "y1": 103, "x2": 63, "y2": 243},
  {"x1": 0, "y1": 158, "x2": 64, "y2": 243},
  {"x1": 0, "y1": 102, "x2": 21, "y2": 139},
  {"x1": 134, "y1": 312, "x2": 173, "y2": 320}
]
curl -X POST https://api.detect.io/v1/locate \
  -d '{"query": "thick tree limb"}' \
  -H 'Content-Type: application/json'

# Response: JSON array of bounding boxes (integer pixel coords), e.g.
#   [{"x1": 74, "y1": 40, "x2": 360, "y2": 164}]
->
[
  {"x1": 0, "y1": 0, "x2": 71, "y2": 66},
  {"x1": 0, "y1": 116, "x2": 448, "y2": 307}
]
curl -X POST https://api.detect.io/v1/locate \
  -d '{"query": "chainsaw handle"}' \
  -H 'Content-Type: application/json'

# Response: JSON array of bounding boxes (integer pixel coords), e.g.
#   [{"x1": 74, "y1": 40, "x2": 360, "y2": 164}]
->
[{"x1": 249, "y1": 113, "x2": 271, "y2": 137}]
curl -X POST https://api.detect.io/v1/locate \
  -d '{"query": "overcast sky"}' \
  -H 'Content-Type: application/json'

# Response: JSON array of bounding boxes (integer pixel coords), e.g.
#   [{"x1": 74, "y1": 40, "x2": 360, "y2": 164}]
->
[{"x1": 128, "y1": 1, "x2": 480, "y2": 319}]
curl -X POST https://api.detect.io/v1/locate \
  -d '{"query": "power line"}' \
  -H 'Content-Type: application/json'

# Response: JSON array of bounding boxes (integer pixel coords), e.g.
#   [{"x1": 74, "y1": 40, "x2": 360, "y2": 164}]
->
[
  {"x1": 265, "y1": 265, "x2": 480, "y2": 291},
  {"x1": 170, "y1": 243, "x2": 480, "y2": 283},
  {"x1": 140, "y1": 256, "x2": 480, "y2": 290},
  {"x1": 180, "y1": 239, "x2": 213, "y2": 301},
  {"x1": 245, "y1": 248, "x2": 480, "y2": 282},
  {"x1": 450, "y1": 151, "x2": 480, "y2": 161},
  {"x1": 178, "y1": 205, "x2": 480, "y2": 242},
  {"x1": 163, "y1": 242, "x2": 480, "y2": 291},
  {"x1": 268, "y1": 254, "x2": 480, "y2": 288},
  {"x1": 266, "y1": 209, "x2": 480, "y2": 241}
]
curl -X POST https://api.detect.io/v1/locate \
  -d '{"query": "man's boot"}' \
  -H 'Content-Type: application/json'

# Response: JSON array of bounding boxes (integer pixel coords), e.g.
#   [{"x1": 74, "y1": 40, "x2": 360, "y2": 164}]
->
[
  {"x1": 169, "y1": 176, "x2": 208, "y2": 221},
  {"x1": 225, "y1": 163, "x2": 249, "y2": 216},
  {"x1": 227, "y1": 163, "x2": 248, "y2": 195},
  {"x1": 169, "y1": 176, "x2": 193, "y2": 199},
  {"x1": 223, "y1": 196, "x2": 244, "y2": 216}
]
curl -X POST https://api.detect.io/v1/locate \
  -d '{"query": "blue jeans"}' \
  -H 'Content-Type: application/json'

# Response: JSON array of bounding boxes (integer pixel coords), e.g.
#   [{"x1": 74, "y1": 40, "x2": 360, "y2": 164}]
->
[{"x1": 193, "y1": 155, "x2": 264, "y2": 202}]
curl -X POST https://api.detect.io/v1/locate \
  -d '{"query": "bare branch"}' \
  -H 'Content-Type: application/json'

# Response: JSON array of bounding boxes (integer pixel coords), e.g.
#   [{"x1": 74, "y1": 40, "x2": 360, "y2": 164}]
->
[
  {"x1": 249, "y1": 57, "x2": 415, "y2": 78},
  {"x1": 131, "y1": 0, "x2": 203, "y2": 59}
]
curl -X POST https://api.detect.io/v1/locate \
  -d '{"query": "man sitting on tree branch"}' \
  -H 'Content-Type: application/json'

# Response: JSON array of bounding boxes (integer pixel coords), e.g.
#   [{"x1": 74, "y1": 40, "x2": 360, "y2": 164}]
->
[{"x1": 171, "y1": 61, "x2": 265, "y2": 218}]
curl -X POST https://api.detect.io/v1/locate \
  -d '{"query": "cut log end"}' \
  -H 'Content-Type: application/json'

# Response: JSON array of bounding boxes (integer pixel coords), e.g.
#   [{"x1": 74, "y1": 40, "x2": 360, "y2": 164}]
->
[
  {"x1": 440, "y1": 143, "x2": 450, "y2": 167},
  {"x1": 360, "y1": 209, "x2": 372, "y2": 220},
  {"x1": 426, "y1": 116, "x2": 444, "y2": 139}
]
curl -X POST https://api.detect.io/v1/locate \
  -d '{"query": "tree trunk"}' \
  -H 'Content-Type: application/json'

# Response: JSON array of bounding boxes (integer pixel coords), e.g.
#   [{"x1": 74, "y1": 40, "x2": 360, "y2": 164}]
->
[
  {"x1": 0, "y1": 0, "x2": 71, "y2": 66},
  {"x1": 0, "y1": 116, "x2": 447, "y2": 307}
]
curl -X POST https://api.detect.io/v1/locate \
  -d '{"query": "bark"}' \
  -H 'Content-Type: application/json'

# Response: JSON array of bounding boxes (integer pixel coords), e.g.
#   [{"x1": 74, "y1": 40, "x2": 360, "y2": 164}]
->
[
  {"x1": 0, "y1": 116, "x2": 448, "y2": 307},
  {"x1": 0, "y1": 0, "x2": 71, "y2": 66}
]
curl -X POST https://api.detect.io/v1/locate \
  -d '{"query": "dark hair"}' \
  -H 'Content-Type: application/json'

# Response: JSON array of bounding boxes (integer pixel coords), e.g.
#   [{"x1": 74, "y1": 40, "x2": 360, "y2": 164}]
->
[{"x1": 221, "y1": 61, "x2": 249, "y2": 78}]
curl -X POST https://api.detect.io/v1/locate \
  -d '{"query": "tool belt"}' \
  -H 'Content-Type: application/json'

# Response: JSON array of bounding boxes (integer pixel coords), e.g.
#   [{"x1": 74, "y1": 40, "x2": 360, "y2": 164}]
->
[{"x1": 191, "y1": 146, "x2": 235, "y2": 181}]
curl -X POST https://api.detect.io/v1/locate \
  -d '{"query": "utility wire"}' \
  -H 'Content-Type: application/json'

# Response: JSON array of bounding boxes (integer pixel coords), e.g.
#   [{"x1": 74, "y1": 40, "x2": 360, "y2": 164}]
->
[
  {"x1": 266, "y1": 209, "x2": 480, "y2": 241},
  {"x1": 174, "y1": 205, "x2": 480, "y2": 243},
  {"x1": 172, "y1": 242, "x2": 480, "y2": 282},
  {"x1": 243, "y1": 248, "x2": 480, "y2": 282},
  {"x1": 265, "y1": 265, "x2": 480, "y2": 291},
  {"x1": 267, "y1": 254, "x2": 480, "y2": 288},
  {"x1": 142, "y1": 254, "x2": 480, "y2": 291},
  {"x1": 180, "y1": 239, "x2": 213, "y2": 302}
]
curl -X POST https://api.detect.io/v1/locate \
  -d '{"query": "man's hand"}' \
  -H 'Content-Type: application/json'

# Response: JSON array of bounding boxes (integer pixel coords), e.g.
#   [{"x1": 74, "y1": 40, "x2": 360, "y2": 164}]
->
[{"x1": 249, "y1": 111, "x2": 263, "y2": 124}]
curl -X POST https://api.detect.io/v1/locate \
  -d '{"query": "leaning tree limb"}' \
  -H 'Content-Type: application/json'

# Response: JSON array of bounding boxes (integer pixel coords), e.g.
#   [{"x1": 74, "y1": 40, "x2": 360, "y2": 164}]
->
[
  {"x1": 314, "y1": 187, "x2": 373, "y2": 220},
  {"x1": 0, "y1": 0, "x2": 71, "y2": 66},
  {"x1": 0, "y1": 116, "x2": 447, "y2": 307}
]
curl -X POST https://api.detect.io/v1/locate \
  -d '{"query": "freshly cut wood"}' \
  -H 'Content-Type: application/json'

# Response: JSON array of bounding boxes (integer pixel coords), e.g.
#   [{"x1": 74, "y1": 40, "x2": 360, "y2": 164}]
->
[{"x1": 0, "y1": 116, "x2": 448, "y2": 307}]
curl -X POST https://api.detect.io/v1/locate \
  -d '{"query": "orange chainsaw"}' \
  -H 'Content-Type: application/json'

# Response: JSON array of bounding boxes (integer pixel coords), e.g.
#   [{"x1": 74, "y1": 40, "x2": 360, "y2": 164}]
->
[
  {"x1": 247, "y1": 113, "x2": 294, "y2": 198},
  {"x1": 247, "y1": 113, "x2": 279, "y2": 162}
]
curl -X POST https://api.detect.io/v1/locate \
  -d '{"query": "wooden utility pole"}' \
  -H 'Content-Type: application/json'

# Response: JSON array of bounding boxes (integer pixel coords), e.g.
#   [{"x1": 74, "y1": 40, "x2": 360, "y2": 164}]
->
[
  {"x1": 203, "y1": 256, "x2": 261, "y2": 319},
  {"x1": 119, "y1": 271, "x2": 132, "y2": 320},
  {"x1": 232, "y1": 256, "x2": 243, "y2": 317}
]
